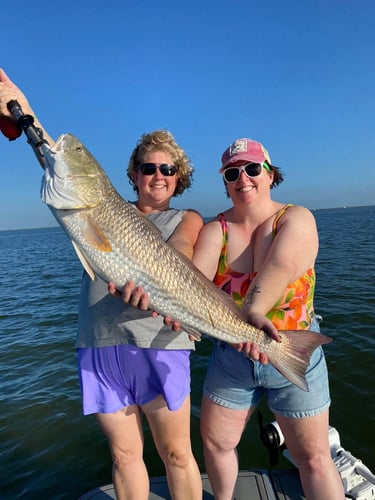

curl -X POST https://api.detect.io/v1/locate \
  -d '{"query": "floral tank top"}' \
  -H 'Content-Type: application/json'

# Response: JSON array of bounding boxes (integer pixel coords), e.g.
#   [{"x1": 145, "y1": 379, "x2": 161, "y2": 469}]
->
[{"x1": 213, "y1": 204, "x2": 315, "y2": 330}]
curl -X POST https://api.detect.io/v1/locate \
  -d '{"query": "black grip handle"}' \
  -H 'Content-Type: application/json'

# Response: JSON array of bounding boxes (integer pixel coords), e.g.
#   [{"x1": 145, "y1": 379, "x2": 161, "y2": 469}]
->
[
  {"x1": 7, "y1": 99, "x2": 34, "y2": 128},
  {"x1": 6, "y1": 98, "x2": 47, "y2": 155},
  {"x1": 7, "y1": 100, "x2": 24, "y2": 120}
]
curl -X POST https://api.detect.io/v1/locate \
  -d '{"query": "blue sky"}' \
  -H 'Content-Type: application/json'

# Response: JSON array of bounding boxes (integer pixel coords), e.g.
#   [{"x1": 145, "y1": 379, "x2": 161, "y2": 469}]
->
[{"x1": 1, "y1": 0, "x2": 374, "y2": 230}]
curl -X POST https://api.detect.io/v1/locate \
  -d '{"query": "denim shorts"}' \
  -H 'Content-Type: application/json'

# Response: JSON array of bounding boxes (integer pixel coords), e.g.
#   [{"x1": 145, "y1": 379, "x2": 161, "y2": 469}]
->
[
  {"x1": 203, "y1": 318, "x2": 331, "y2": 418},
  {"x1": 77, "y1": 344, "x2": 191, "y2": 415}
]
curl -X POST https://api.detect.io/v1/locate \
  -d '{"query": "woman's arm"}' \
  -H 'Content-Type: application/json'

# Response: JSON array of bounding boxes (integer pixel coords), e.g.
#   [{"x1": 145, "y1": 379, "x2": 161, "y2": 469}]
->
[
  {"x1": 167, "y1": 209, "x2": 204, "y2": 259},
  {"x1": 244, "y1": 205, "x2": 318, "y2": 317},
  {"x1": 192, "y1": 220, "x2": 223, "y2": 280}
]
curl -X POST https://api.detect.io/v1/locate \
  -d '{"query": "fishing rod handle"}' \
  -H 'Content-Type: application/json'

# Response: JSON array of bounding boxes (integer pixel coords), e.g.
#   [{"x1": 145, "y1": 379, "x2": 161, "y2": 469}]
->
[
  {"x1": 7, "y1": 98, "x2": 47, "y2": 149},
  {"x1": 7, "y1": 100, "x2": 24, "y2": 120},
  {"x1": 7, "y1": 99, "x2": 34, "y2": 128}
]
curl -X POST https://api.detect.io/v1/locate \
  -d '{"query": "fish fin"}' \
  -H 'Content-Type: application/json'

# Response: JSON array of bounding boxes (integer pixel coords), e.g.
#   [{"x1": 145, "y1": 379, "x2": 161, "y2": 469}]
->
[
  {"x1": 268, "y1": 330, "x2": 332, "y2": 392},
  {"x1": 71, "y1": 241, "x2": 96, "y2": 280},
  {"x1": 183, "y1": 328, "x2": 202, "y2": 341},
  {"x1": 82, "y1": 216, "x2": 113, "y2": 252}
]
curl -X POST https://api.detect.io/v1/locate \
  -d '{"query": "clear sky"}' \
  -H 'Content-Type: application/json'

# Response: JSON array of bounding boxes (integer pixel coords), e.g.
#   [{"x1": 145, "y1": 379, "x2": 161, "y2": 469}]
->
[{"x1": 1, "y1": 0, "x2": 374, "y2": 230}]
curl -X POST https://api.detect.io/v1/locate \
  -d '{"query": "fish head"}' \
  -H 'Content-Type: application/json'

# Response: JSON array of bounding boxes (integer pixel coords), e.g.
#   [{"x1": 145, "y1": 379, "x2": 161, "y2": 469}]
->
[{"x1": 40, "y1": 133, "x2": 110, "y2": 210}]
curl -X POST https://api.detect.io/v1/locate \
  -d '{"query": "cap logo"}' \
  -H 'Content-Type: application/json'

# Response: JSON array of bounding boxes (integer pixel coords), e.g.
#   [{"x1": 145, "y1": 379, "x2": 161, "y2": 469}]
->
[{"x1": 229, "y1": 139, "x2": 247, "y2": 157}]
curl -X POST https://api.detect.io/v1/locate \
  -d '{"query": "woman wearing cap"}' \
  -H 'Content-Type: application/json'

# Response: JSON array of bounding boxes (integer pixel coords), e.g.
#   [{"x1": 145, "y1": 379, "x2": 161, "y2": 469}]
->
[
  {"x1": 193, "y1": 138, "x2": 344, "y2": 499},
  {"x1": 0, "y1": 69, "x2": 203, "y2": 500}
]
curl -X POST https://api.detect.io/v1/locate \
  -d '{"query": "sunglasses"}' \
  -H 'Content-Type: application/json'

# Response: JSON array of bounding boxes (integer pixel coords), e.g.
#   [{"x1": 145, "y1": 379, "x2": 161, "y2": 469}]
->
[
  {"x1": 222, "y1": 162, "x2": 269, "y2": 183},
  {"x1": 138, "y1": 163, "x2": 177, "y2": 176}
]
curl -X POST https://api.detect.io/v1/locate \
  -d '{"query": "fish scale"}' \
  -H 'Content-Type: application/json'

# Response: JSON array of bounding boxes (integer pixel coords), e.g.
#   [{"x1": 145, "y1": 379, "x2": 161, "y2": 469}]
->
[{"x1": 40, "y1": 133, "x2": 332, "y2": 391}]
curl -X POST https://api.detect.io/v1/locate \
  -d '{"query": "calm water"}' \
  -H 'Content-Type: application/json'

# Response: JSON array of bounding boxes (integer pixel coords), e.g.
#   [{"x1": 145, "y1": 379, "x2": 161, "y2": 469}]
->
[{"x1": 0, "y1": 206, "x2": 374, "y2": 499}]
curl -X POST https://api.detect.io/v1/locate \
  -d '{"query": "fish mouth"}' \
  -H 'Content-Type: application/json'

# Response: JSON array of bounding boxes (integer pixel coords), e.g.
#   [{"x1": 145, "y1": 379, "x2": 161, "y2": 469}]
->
[
  {"x1": 40, "y1": 134, "x2": 67, "y2": 171},
  {"x1": 50, "y1": 134, "x2": 67, "y2": 153}
]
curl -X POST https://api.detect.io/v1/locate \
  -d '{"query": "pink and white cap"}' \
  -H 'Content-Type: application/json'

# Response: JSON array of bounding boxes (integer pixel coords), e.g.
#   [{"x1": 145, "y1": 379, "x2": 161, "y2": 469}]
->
[{"x1": 220, "y1": 138, "x2": 271, "y2": 172}]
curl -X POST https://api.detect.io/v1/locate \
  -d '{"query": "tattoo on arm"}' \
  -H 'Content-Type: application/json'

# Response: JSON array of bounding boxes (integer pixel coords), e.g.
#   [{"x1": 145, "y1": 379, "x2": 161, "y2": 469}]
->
[{"x1": 244, "y1": 286, "x2": 261, "y2": 306}]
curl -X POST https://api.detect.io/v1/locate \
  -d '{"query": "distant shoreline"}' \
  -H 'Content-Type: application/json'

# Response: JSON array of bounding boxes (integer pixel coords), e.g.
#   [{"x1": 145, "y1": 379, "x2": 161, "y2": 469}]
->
[{"x1": 1, "y1": 205, "x2": 374, "y2": 233}]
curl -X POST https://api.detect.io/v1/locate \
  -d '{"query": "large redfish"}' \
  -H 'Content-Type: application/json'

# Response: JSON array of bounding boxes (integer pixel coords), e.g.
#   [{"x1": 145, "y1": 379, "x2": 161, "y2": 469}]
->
[{"x1": 40, "y1": 133, "x2": 331, "y2": 391}]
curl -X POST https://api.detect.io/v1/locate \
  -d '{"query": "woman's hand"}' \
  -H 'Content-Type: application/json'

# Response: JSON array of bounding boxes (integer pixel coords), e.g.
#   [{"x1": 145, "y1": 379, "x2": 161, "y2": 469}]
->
[
  {"x1": 0, "y1": 68, "x2": 32, "y2": 119},
  {"x1": 108, "y1": 281, "x2": 183, "y2": 333},
  {"x1": 0, "y1": 68, "x2": 54, "y2": 149},
  {"x1": 229, "y1": 341, "x2": 268, "y2": 363},
  {"x1": 108, "y1": 281, "x2": 150, "y2": 310},
  {"x1": 230, "y1": 312, "x2": 281, "y2": 364},
  {"x1": 245, "y1": 311, "x2": 281, "y2": 341}
]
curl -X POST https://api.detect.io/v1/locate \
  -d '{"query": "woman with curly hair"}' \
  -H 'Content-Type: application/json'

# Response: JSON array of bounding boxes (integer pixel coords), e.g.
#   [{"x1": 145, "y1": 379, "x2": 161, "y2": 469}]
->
[{"x1": 0, "y1": 69, "x2": 203, "y2": 500}]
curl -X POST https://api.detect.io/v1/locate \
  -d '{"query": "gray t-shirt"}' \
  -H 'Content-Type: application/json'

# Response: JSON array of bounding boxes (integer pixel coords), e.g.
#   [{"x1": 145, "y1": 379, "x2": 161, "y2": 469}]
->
[{"x1": 75, "y1": 208, "x2": 194, "y2": 350}]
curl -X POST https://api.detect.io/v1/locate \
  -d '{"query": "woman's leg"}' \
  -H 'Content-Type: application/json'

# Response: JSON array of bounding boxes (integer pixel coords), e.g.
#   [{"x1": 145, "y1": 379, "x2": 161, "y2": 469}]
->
[
  {"x1": 277, "y1": 410, "x2": 345, "y2": 500},
  {"x1": 96, "y1": 405, "x2": 149, "y2": 500},
  {"x1": 144, "y1": 395, "x2": 202, "y2": 500},
  {"x1": 200, "y1": 395, "x2": 253, "y2": 500}
]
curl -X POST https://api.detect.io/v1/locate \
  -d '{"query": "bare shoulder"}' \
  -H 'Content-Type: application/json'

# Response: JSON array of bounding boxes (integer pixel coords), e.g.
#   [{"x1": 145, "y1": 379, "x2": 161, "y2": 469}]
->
[
  {"x1": 199, "y1": 217, "x2": 223, "y2": 237},
  {"x1": 177, "y1": 209, "x2": 204, "y2": 239},
  {"x1": 182, "y1": 208, "x2": 204, "y2": 226},
  {"x1": 168, "y1": 209, "x2": 204, "y2": 257},
  {"x1": 274, "y1": 206, "x2": 318, "y2": 247},
  {"x1": 288, "y1": 204, "x2": 314, "y2": 215},
  {"x1": 281, "y1": 204, "x2": 316, "y2": 225}
]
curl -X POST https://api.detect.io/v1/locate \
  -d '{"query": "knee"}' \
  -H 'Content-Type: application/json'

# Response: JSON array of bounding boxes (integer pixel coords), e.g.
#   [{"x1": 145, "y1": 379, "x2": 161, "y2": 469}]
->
[
  {"x1": 201, "y1": 429, "x2": 237, "y2": 456},
  {"x1": 200, "y1": 412, "x2": 240, "y2": 455},
  {"x1": 111, "y1": 446, "x2": 142, "y2": 469},
  {"x1": 293, "y1": 450, "x2": 331, "y2": 474},
  {"x1": 161, "y1": 446, "x2": 192, "y2": 470}
]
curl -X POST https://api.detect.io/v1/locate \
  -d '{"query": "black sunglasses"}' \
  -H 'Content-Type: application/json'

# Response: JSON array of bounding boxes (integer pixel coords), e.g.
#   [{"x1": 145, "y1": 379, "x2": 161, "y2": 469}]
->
[
  {"x1": 222, "y1": 162, "x2": 267, "y2": 183},
  {"x1": 138, "y1": 163, "x2": 177, "y2": 176}
]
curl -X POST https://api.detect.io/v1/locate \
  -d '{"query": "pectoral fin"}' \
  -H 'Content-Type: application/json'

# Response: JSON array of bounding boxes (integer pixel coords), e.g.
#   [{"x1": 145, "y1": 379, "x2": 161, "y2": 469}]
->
[
  {"x1": 69, "y1": 216, "x2": 112, "y2": 280},
  {"x1": 82, "y1": 216, "x2": 112, "y2": 252}
]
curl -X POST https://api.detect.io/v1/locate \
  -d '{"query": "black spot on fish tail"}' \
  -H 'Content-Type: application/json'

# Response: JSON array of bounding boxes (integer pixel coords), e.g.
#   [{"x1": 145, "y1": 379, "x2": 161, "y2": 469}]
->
[{"x1": 267, "y1": 330, "x2": 332, "y2": 392}]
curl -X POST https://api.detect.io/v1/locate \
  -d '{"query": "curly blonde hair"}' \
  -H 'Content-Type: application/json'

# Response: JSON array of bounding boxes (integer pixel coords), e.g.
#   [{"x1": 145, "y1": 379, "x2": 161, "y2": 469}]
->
[{"x1": 127, "y1": 130, "x2": 193, "y2": 196}]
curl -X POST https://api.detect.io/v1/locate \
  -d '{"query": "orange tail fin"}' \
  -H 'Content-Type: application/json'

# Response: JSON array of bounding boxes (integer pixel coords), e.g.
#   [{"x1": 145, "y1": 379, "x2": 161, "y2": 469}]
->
[{"x1": 268, "y1": 330, "x2": 332, "y2": 392}]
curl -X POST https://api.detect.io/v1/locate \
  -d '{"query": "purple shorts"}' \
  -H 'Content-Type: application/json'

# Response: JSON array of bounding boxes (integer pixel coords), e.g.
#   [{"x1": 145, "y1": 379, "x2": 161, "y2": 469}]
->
[{"x1": 76, "y1": 344, "x2": 191, "y2": 415}]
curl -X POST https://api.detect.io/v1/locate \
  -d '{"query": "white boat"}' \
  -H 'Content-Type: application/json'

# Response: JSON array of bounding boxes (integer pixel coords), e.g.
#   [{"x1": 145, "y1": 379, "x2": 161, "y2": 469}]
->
[
  {"x1": 261, "y1": 420, "x2": 375, "y2": 500},
  {"x1": 80, "y1": 418, "x2": 375, "y2": 499}
]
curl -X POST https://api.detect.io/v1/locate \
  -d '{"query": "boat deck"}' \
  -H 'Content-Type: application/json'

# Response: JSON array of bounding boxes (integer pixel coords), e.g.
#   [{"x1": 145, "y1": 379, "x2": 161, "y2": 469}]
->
[{"x1": 80, "y1": 469, "x2": 305, "y2": 499}]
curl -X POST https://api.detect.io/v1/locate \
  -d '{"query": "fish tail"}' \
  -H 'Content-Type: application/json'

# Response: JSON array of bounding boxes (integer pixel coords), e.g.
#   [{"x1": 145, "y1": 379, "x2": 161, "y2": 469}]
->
[{"x1": 268, "y1": 330, "x2": 332, "y2": 392}]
